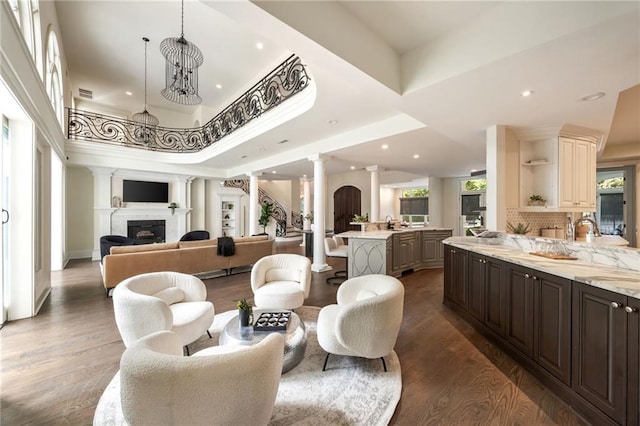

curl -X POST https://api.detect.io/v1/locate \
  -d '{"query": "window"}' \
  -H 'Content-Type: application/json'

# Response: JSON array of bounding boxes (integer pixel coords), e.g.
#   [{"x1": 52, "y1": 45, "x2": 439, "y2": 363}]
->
[
  {"x1": 400, "y1": 187, "x2": 428, "y2": 226},
  {"x1": 45, "y1": 30, "x2": 63, "y2": 127},
  {"x1": 460, "y1": 178, "x2": 486, "y2": 233}
]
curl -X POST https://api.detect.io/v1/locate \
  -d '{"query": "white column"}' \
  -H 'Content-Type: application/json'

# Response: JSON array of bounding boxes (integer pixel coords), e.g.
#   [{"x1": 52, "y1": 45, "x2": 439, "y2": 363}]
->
[
  {"x1": 89, "y1": 167, "x2": 116, "y2": 260},
  {"x1": 366, "y1": 165, "x2": 381, "y2": 222},
  {"x1": 308, "y1": 154, "x2": 331, "y2": 272},
  {"x1": 486, "y1": 125, "x2": 507, "y2": 231},
  {"x1": 301, "y1": 177, "x2": 312, "y2": 231},
  {"x1": 248, "y1": 172, "x2": 261, "y2": 236}
]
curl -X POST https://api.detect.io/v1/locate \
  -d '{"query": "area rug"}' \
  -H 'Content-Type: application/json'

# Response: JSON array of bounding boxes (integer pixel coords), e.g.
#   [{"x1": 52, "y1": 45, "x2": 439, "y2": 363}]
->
[{"x1": 94, "y1": 306, "x2": 402, "y2": 425}]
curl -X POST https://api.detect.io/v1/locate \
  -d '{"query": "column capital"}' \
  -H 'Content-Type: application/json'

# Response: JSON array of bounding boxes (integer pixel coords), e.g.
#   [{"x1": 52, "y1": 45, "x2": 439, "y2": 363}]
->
[
  {"x1": 366, "y1": 165, "x2": 382, "y2": 172},
  {"x1": 307, "y1": 153, "x2": 330, "y2": 162}
]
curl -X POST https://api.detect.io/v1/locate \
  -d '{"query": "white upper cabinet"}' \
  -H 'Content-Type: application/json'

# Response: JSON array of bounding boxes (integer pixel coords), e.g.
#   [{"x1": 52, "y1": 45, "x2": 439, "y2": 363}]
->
[{"x1": 519, "y1": 136, "x2": 596, "y2": 212}]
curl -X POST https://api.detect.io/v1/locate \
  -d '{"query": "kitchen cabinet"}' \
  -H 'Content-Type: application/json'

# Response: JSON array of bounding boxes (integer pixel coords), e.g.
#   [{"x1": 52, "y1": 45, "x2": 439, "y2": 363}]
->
[
  {"x1": 518, "y1": 136, "x2": 596, "y2": 211},
  {"x1": 444, "y1": 245, "x2": 468, "y2": 308},
  {"x1": 468, "y1": 252, "x2": 507, "y2": 336},
  {"x1": 392, "y1": 232, "x2": 420, "y2": 271},
  {"x1": 572, "y1": 282, "x2": 639, "y2": 425},
  {"x1": 421, "y1": 231, "x2": 449, "y2": 268},
  {"x1": 506, "y1": 265, "x2": 535, "y2": 357}
]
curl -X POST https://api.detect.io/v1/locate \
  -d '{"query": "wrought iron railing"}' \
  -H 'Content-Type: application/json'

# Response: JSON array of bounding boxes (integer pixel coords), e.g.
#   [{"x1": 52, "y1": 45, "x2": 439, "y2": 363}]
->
[
  {"x1": 67, "y1": 55, "x2": 310, "y2": 152},
  {"x1": 223, "y1": 180, "x2": 289, "y2": 236},
  {"x1": 291, "y1": 211, "x2": 303, "y2": 230}
]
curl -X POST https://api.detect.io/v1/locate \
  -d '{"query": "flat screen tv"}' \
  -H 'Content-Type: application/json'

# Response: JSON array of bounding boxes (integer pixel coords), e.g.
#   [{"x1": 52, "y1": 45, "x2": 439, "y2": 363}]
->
[{"x1": 123, "y1": 180, "x2": 169, "y2": 203}]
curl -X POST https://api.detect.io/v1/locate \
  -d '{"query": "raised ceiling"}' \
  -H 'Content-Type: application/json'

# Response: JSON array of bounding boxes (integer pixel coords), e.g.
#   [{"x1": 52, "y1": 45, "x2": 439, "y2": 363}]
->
[{"x1": 58, "y1": 1, "x2": 640, "y2": 183}]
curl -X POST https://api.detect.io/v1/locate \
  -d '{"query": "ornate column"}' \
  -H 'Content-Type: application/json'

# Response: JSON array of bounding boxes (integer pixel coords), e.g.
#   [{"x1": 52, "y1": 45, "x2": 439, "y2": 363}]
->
[
  {"x1": 248, "y1": 172, "x2": 262, "y2": 236},
  {"x1": 366, "y1": 165, "x2": 381, "y2": 223},
  {"x1": 308, "y1": 154, "x2": 331, "y2": 272}
]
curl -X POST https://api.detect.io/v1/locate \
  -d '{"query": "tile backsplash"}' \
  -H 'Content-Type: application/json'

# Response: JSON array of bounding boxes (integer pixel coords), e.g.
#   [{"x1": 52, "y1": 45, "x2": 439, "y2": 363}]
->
[{"x1": 506, "y1": 209, "x2": 569, "y2": 238}]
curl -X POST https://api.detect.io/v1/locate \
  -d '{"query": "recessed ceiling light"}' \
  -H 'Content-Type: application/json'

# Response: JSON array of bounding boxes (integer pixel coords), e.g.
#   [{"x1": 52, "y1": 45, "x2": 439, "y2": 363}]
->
[
  {"x1": 580, "y1": 92, "x2": 606, "y2": 101},
  {"x1": 258, "y1": 147, "x2": 266, "y2": 152},
  {"x1": 272, "y1": 170, "x2": 277, "y2": 174},
  {"x1": 350, "y1": 166, "x2": 356, "y2": 170},
  {"x1": 125, "y1": 91, "x2": 132, "y2": 96},
  {"x1": 256, "y1": 42, "x2": 264, "y2": 50},
  {"x1": 413, "y1": 154, "x2": 420, "y2": 159},
  {"x1": 382, "y1": 144, "x2": 389, "y2": 150},
  {"x1": 303, "y1": 174, "x2": 307, "y2": 178},
  {"x1": 521, "y1": 90, "x2": 534, "y2": 97},
  {"x1": 328, "y1": 120, "x2": 338, "y2": 125},
  {"x1": 277, "y1": 139, "x2": 288, "y2": 144},
  {"x1": 215, "y1": 84, "x2": 222, "y2": 89},
  {"x1": 240, "y1": 155, "x2": 247, "y2": 159}
]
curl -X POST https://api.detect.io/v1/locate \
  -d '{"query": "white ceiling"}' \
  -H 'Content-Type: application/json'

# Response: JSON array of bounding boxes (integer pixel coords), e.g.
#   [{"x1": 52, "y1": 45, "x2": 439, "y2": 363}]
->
[{"x1": 57, "y1": 1, "x2": 640, "y2": 185}]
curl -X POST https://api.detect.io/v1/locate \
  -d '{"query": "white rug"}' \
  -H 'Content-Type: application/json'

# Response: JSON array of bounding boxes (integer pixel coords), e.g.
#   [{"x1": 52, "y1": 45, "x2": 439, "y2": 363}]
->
[{"x1": 94, "y1": 306, "x2": 402, "y2": 425}]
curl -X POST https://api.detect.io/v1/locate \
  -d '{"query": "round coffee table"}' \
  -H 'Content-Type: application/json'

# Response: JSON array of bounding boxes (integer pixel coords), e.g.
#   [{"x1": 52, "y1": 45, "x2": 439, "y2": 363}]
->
[{"x1": 219, "y1": 309, "x2": 307, "y2": 373}]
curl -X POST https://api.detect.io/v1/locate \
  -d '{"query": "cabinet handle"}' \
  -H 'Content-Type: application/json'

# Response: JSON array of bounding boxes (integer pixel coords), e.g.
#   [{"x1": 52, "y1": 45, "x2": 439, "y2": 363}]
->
[
  {"x1": 532, "y1": 275, "x2": 538, "y2": 280},
  {"x1": 524, "y1": 273, "x2": 531, "y2": 279},
  {"x1": 611, "y1": 301, "x2": 622, "y2": 309},
  {"x1": 625, "y1": 306, "x2": 637, "y2": 313}
]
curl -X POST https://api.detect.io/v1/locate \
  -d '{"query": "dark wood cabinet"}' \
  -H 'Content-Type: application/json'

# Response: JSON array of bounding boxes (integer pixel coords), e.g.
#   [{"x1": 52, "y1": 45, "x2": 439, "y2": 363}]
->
[
  {"x1": 533, "y1": 270, "x2": 571, "y2": 386},
  {"x1": 572, "y1": 283, "x2": 632, "y2": 425},
  {"x1": 467, "y1": 252, "x2": 486, "y2": 322},
  {"x1": 506, "y1": 265, "x2": 535, "y2": 357},
  {"x1": 421, "y1": 231, "x2": 449, "y2": 268},
  {"x1": 443, "y1": 245, "x2": 468, "y2": 309},
  {"x1": 485, "y1": 258, "x2": 508, "y2": 337},
  {"x1": 392, "y1": 232, "x2": 420, "y2": 272},
  {"x1": 627, "y1": 297, "x2": 639, "y2": 426}
]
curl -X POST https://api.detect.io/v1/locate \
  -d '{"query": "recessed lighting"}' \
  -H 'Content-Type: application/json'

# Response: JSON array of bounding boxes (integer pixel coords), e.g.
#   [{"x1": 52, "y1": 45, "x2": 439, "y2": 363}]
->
[
  {"x1": 258, "y1": 147, "x2": 266, "y2": 152},
  {"x1": 215, "y1": 84, "x2": 222, "y2": 89},
  {"x1": 350, "y1": 166, "x2": 356, "y2": 170},
  {"x1": 272, "y1": 170, "x2": 277, "y2": 174},
  {"x1": 521, "y1": 90, "x2": 534, "y2": 97},
  {"x1": 125, "y1": 91, "x2": 132, "y2": 96},
  {"x1": 413, "y1": 154, "x2": 420, "y2": 159},
  {"x1": 256, "y1": 42, "x2": 264, "y2": 50},
  {"x1": 277, "y1": 139, "x2": 288, "y2": 144},
  {"x1": 240, "y1": 155, "x2": 247, "y2": 159},
  {"x1": 328, "y1": 120, "x2": 338, "y2": 125},
  {"x1": 580, "y1": 92, "x2": 606, "y2": 101},
  {"x1": 303, "y1": 174, "x2": 307, "y2": 178},
  {"x1": 382, "y1": 144, "x2": 389, "y2": 150}
]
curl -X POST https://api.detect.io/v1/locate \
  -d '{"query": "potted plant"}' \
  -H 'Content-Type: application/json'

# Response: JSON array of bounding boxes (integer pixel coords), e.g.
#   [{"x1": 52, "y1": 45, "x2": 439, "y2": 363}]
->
[
  {"x1": 168, "y1": 202, "x2": 178, "y2": 215},
  {"x1": 352, "y1": 213, "x2": 369, "y2": 223},
  {"x1": 528, "y1": 195, "x2": 546, "y2": 206},
  {"x1": 507, "y1": 222, "x2": 531, "y2": 235},
  {"x1": 258, "y1": 201, "x2": 274, "y2": 235},
  {"x1": 236, "y1": 298, "x2": 253, "y2": 327}
]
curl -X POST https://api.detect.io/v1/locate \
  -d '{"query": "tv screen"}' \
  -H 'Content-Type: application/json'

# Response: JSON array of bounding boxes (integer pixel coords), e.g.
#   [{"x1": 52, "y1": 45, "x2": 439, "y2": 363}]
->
[{"x1": 123, "y1": 180, "x2": 169, "y2": 203}]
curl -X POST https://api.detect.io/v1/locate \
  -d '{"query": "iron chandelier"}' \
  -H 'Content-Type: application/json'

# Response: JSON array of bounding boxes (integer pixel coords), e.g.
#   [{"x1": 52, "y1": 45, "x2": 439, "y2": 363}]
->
[{"x1": 132, "y1": 37, "x2": 159, "y2": 145}]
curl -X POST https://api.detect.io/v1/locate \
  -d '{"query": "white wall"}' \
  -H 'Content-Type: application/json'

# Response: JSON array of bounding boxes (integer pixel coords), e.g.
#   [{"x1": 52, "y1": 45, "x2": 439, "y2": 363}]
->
[
  {"x1": 442, "y1": 177, "x2": 461, "y2": 235},
  {"x1": 66, "y1": 167, "x2": 94, "y2": 258}
]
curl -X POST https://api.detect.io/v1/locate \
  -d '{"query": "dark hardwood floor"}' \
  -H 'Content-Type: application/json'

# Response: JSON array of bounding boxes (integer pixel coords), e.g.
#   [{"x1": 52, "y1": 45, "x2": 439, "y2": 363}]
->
[{"x1": 0, "y1": 241, "x2": 587, "y2": 425}]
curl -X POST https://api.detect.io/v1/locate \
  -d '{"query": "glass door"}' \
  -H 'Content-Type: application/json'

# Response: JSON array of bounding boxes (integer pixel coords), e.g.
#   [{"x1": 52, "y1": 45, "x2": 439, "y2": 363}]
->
[{"x1": 1, "y1": 115, "x2": 10, "y2": 325}]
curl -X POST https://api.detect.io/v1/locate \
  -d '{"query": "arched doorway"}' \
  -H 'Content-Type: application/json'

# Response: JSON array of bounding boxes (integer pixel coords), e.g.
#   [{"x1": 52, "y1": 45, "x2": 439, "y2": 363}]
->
[{"x1": 333, "y1": 185, "x2": 361, "y2": 234}]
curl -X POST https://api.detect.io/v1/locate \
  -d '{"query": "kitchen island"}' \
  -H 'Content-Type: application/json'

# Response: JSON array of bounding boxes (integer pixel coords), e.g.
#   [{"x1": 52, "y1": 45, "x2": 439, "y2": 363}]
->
[
  {"x1": 336, "y1": 227, "x2": 452, "y2": 278},
  {"x1": 443, "y1": 234, "x2": 640, "y2": 426}
]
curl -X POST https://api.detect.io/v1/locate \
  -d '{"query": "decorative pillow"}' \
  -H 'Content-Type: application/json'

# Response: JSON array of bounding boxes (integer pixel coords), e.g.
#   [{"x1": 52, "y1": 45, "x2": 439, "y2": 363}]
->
[
  {"x1": 356, "y1": 289, "x2": 377, "y2": 301},
  {"x1": 153, "y1": 287, "x2": 184, "y2": 305}
]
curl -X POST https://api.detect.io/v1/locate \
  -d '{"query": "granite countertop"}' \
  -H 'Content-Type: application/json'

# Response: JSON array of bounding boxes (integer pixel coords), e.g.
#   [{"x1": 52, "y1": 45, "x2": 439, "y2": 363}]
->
[
  {"x1": 338, "y1": 227, "x2": 452, "y2": 240},
  {"x1": 444, "y1": 236, "x2": 640, "y2": 300}
]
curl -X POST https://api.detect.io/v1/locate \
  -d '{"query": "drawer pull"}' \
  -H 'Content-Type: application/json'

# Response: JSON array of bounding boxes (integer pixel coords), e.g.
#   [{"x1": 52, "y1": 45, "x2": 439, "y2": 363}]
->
[
  {"x1": 610, "y1": 301, "x2": 622, "y2": 309},
  {"x1": 624, "y1": 306, "x2": 637, "y2": 313},
  {"x1": 524, "y1": 273, "x2": 531, "y2": 279}
]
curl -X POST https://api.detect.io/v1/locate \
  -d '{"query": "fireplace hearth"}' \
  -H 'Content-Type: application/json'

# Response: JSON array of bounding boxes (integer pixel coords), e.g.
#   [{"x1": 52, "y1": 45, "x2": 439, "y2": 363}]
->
[{"x1": 128, "y1": 220, "x2": 166, "y2": 244}]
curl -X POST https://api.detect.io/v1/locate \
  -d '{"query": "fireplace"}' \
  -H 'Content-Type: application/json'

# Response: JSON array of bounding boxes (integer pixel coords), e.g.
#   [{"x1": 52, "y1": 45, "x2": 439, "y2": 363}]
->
[{"x1": 128, "y1": 220, "x2": 166, "y2": 244}]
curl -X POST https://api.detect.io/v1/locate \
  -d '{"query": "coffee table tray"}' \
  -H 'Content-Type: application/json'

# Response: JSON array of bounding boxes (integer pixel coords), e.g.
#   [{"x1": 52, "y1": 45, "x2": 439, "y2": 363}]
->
[{"x1": 253, "y1": 311, "x2": 291, "y2": 331}]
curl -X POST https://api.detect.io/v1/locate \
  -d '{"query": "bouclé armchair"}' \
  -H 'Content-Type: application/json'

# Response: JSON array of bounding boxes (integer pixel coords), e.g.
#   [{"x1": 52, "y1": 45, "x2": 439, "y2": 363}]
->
[
  {"x1": 317, "y1": 274, "x2": 404, "y2": 371},
  {"x1": 112, "y1": 272, "x2": 215, "y2": 354},
  {"x1": 251, "y1": 254, "x2": 311, "y2": 310}
]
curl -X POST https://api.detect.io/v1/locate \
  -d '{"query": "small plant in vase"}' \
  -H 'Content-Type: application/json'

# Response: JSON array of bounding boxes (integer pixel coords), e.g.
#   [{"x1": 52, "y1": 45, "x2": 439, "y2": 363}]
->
[
  {"x1": 168, "y1": 202, "x2": 178, "y2": 215},
  {"x1": 507, "y1": 222, "x2": 531, "y2": 235},
  {"x1": 528, "y1": 195, "x2": 546, "y2": 207},
  {"x1": 236, "y1": 298, "x2": 253, "y2": 327}
]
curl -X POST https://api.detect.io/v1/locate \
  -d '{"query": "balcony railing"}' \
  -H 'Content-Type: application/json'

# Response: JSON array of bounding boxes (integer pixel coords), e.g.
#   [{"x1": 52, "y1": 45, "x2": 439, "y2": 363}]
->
[{"x1": 67, "y1": 54, "x2": 310, "y2": 153}]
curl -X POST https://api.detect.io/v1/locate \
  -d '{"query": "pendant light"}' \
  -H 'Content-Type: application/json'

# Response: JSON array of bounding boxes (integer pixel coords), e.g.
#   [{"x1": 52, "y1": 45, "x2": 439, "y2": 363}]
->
[{"x1": 132, "y1": 37, "x2": 159, "y2": 144}]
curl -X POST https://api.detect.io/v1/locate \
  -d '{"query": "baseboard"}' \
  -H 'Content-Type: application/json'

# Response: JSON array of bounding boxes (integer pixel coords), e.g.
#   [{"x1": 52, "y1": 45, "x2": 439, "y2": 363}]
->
[{"x1": 67, "y1": 249, "x2": 94, "y2": 260}]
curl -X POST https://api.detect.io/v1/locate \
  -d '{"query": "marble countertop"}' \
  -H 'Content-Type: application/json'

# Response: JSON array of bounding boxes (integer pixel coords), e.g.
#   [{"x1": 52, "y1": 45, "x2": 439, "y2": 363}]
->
[
  {"x1": 444, "y1": 236, "x2": 640, "y2": 300},
  {"x1": 337, "y1": 227, "x2": 452, "y2": 240}
]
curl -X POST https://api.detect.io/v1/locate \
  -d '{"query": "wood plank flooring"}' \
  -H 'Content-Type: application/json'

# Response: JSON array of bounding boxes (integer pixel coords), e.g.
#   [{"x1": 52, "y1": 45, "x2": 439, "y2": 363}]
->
[{"x1": 0, "y1": 241, "x2": 587, "y2": 425}]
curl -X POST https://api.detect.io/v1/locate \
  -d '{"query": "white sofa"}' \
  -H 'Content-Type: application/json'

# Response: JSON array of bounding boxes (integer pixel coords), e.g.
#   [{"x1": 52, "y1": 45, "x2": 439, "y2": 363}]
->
[
  {"x1": 119, "y1": 330, "x2": 284, "y2": 425},
  {"x1": 112, "y1": 272, "x2": 215, "y2": 352},
  {"x1": 317, "y1": 274, "x2": 404, "y2": 371}
]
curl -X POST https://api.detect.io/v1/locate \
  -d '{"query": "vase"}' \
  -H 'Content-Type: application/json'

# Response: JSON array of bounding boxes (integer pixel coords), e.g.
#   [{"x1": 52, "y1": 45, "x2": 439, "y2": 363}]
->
[{"x1": 238, "y1": 309, "x2": 251, "y2": 327}]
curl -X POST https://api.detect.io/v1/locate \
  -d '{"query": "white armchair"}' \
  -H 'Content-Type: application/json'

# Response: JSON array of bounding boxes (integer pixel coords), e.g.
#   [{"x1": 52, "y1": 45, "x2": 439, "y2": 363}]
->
[
  {"x1": 251, "y1": 254, "x2": 311, "y2": 310},
  {"x1": 112, "y1": 271, "x2": 215, "y2": 354},
  {"x1": 119, "y1": 330, "x2": 284, "y2": 426},
  {"x1": 317, "y1": 274, "x2": 404, "y2": 371}
]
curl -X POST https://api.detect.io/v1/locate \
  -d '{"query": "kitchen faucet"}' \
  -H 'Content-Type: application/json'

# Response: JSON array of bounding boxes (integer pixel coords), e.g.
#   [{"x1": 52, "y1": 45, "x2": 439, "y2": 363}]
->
[
  {"x1": 385, "y1": 215, "x2": 393, "y2": 229},
  {"x1": 573, "y1": 217, "x2": 601, "y2": 239}
]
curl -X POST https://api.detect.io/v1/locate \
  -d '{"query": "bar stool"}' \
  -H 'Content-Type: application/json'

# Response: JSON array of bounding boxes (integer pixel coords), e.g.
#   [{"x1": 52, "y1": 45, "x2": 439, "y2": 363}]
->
[{"x1": 324, "y1": 237, "x2": 348, "y2": 285}]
